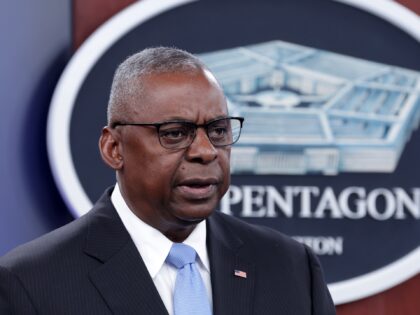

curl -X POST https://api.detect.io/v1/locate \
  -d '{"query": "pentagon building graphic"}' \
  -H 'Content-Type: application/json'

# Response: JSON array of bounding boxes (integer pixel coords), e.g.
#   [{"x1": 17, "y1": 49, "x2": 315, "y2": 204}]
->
[{"x1": 199, "y1": 41, "x2": 420, "y2": 175}]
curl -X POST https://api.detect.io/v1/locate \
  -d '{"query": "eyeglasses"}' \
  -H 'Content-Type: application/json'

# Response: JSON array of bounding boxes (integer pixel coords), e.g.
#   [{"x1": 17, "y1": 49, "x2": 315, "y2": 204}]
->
[{"x1": 112, "y1": 116, "x2": 244, "y2": 149}]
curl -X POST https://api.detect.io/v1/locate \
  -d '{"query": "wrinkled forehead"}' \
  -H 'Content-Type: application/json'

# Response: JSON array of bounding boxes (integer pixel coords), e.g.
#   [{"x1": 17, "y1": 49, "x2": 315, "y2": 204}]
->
[
  {"x1": 140, "y1": 69, "x2": 224, "y2": 99},
  {"x1": 140, "y1": 67, "x2": 219, "y2": 87},
  {"x1": 130, "y1": 70, "x2": 227, "y2": 121}
]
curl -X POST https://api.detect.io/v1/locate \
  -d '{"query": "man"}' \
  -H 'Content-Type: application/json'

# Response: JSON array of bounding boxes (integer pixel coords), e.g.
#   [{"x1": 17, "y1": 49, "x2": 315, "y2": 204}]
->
[{"x1": 0, "y1": 47, "x2": 335, "y2": 314}]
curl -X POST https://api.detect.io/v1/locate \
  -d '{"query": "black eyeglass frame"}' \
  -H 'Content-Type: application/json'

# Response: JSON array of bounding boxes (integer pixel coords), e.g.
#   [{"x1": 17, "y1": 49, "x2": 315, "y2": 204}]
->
[{"x1": 111, "y1": 116, "x2": 245, "y2": 149}]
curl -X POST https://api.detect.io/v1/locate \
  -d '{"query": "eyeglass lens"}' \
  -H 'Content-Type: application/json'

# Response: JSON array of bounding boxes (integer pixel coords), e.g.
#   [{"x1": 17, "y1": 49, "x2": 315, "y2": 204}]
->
[{"x1": 158, "y1": 118, "x2": 242, "y2": 149}]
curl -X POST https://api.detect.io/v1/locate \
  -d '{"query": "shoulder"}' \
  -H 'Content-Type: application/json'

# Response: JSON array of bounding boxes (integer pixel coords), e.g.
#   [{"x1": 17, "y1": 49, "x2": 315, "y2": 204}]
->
[
  {"x1": 210, "y1": 212, "x2": 335, "y2": 313},
  {"x1": 0, "y1": 188, "x2": 116, "y2": 272},
  {"x1": 0, "y1": 213, "x2": 91, "y2": 272}
]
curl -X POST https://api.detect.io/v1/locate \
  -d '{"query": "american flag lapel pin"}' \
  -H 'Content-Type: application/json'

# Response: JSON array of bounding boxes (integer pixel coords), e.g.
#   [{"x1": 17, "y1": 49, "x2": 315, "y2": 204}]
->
[{"x1": 234, "y1": 269, "x2": 247, "y2": 279}]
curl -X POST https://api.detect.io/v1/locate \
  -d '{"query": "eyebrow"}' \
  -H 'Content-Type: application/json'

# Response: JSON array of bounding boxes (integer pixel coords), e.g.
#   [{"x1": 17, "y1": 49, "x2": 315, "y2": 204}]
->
[{"x1": 158, "y1": 115, "x2": 230, "y2": 124}]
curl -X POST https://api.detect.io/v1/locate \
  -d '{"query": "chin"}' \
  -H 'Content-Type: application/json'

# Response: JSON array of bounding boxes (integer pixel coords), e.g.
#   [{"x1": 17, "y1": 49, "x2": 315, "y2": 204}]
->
[{"x1": 176, "y1": 205, "x2": 215, "y2": 223}]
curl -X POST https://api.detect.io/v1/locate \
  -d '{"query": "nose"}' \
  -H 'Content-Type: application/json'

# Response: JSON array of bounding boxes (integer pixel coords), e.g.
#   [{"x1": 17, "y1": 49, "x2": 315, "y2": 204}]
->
[{"x1": 185, "y1": 128, "x2": 217, "y2": 164}]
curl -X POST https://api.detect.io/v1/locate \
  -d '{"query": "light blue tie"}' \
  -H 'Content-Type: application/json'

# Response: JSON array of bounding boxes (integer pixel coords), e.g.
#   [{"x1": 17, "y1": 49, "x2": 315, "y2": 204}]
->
[{"x1": 166, "y1": 243, "x2": 212, "y2": 315}]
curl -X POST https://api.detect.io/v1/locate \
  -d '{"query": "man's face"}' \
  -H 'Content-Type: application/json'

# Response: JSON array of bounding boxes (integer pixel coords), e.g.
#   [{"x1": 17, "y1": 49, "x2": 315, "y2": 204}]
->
[{"x1": 116, "y1": 70, "x2": 230, "y2": 239}]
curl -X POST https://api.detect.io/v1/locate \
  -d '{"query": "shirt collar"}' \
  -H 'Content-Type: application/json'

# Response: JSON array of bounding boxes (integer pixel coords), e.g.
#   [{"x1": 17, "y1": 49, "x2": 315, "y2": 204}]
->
[{"x1": 111, "y1": 183, "x2": 210, "y2": 278}]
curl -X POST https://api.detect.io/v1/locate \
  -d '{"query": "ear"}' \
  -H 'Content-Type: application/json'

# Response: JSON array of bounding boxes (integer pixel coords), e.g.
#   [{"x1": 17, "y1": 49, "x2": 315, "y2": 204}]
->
[{"x1": 99, "y1": 126, "x2": 123, "y2": 170}]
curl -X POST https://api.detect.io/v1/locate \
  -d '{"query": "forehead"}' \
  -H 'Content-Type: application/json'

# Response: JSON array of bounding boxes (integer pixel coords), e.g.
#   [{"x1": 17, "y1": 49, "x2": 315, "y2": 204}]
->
[{"x1": 132, "y1": 70, "x2": 227, "y2": 122}]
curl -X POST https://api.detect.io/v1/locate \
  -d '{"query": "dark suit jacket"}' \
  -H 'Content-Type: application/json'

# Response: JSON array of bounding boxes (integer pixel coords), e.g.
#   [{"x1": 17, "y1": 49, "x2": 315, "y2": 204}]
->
[{"x1": 0, "y1": 188, "x2": 335, "y2": 314}]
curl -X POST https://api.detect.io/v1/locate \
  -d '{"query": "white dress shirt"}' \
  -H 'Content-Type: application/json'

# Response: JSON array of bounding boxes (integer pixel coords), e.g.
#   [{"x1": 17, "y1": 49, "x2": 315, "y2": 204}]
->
[{"x1": 111, "y1": 184, "x2": 213, "y2": 315}]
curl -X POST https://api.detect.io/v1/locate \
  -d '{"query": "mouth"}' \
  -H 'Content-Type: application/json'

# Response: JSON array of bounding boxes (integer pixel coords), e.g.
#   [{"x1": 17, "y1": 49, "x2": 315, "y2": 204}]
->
[{"x1": 176, "y1": 178, "x2": 219, "y2": 200}]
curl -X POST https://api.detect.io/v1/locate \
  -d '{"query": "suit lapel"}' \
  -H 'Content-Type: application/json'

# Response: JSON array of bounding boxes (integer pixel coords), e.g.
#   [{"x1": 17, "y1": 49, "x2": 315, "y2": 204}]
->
[
  {"x1": 83, "y1": 189, "x2": 255, "y2": 314},
  {"x1": 89, "y1": 241, "x2": 168, "y2": 315},
  {"x1": 207, "y1": 212, "x2": 255, "y2": 315},
  {"x1": 83, "y1": 190, "x2": 168, "y2": 315}
]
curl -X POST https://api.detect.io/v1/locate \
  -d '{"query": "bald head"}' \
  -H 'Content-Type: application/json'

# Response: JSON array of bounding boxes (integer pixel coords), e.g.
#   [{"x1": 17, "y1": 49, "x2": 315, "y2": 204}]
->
[{"x1": 107, "y1": 47, "x2": 211, "y2": 125}]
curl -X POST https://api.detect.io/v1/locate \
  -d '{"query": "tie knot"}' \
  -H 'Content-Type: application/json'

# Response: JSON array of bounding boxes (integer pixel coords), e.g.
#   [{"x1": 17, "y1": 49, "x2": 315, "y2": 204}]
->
[{"x1": 166, "y1": 243, "x2": 197, "y2": 269}]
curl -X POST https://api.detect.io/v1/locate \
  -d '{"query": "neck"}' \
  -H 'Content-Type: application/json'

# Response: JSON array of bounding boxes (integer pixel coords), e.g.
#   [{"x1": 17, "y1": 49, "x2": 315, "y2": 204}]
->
[{"x1": 164, "y1": 224, "x2": 197, "y2": 243}]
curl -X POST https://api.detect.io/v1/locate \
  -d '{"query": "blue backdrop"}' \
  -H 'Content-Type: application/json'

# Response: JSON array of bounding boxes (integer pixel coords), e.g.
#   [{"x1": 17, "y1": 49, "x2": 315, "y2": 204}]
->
[{"x1": 0, "y1": 1, "x2": 73, "y2": 256}]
